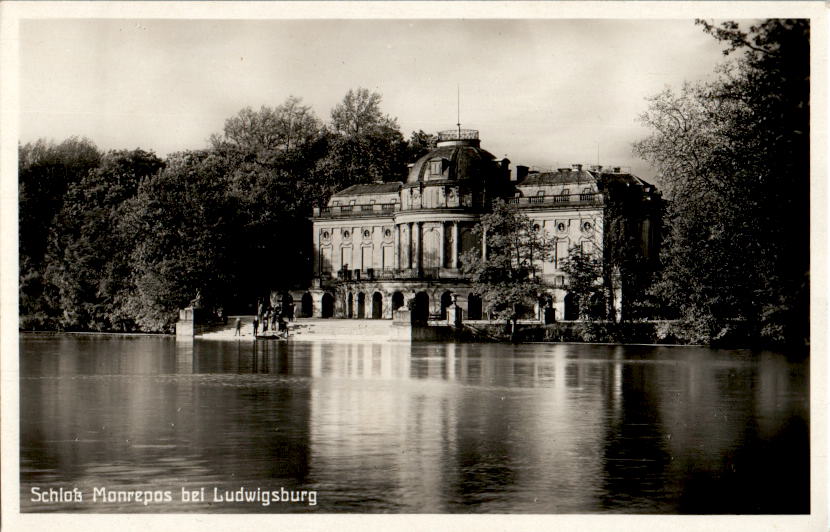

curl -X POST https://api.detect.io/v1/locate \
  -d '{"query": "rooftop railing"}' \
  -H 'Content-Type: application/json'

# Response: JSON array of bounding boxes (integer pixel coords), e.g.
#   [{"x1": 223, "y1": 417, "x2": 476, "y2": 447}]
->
[
  {"x1": 437, "y1": 129, "x2": 479, "y2": 141},
  {"x1": 314, "y1": 203, "x2": 399, "y2": 218},
  {"x1": 507, "y1": 192, "x2": 603, "y2": 208}
]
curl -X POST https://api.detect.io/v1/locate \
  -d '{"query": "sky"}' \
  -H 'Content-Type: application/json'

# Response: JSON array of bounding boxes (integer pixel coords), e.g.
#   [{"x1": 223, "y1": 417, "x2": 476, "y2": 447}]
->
[{"x1": 20, "y1": 18, "x2": 730, "y2": 181}]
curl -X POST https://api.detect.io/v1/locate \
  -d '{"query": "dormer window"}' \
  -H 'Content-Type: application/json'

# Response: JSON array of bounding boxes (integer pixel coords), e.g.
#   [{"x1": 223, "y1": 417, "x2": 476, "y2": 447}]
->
[{"x1": 429, "y1": 159, "x2": 445, "y2": 176}]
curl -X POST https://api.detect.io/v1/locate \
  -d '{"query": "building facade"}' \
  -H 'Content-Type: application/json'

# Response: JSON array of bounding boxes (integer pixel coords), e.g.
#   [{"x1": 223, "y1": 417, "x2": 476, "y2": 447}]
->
[{"x1": 301, "y1": 128, "x2": 660, "y2": 322}]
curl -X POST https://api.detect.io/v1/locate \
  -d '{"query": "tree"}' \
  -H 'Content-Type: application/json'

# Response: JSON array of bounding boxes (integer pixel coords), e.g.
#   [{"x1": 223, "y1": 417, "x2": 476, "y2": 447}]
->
[
  {"x1": 120, "y1": 150, "x2": 242, "y2": 331},
  {"x1": 43, "y1": 149, "x2": 165, "y2": 331},
  {"x1": 325, "y1": 88, "x2": 409, "y2": 184},
  {"x1": 19, "y1": 137, "x2": 102, "y2": 329},
  {"x1": 560, "y1": 247, "x2": 605, "y2": 321},
  {"x1": 330, "y1": 88, "x2": 398, "y2": 136},
  {"x1": 406, "y1": 130, "x2": 438, "y2": 161},
  {"x1": 601, "y1": 180, "x2": 663, "y2": 322},
  {"x1": 634, "y1": 19, "x2": 809, "y2": 346},
  {"x1": 214, "y1": 96, "x2": 322, "y2": 155},
  {"x1": 460, "y1": 200, "x2": 552, "y2": 341}
]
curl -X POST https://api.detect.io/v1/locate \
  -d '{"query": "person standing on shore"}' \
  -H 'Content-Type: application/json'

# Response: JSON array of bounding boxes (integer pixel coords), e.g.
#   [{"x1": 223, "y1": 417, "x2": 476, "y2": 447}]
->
[
  {"x1": 234, "y1": 317, "x2": 242, "y2": 336},
  {"x1": 253, "y1": 316, "x2": 259, "y2": 337}
]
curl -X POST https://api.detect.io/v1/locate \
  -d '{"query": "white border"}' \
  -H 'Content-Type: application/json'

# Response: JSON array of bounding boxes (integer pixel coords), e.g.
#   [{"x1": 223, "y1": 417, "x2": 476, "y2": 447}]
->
[{"x1": 1, "y1": 3, "x2": 826, "y2": 532}]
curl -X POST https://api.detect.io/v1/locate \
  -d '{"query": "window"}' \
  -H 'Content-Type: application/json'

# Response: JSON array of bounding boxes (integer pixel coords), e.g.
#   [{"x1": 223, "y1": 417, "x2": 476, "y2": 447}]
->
[
  {"x1": 562, "y1": 188, "x2": 570, "y2": 196},
  {"x1": 430, "y1": 160, "x2": 443, "y2": 175},
  {"x1": 384, "y1": 229, "x2": 392, "y2": 237},
  {"x1": 322, "y1": 231, "x2": 330, "y2": 239},
  {"x1": 555, "y1": 240, "x2": 569, "y2": 269},
  {"x1": 557, "y1": 222, "x2": 566, "y2": 232},
  {"x1": 582, "y1": 187, "x2": 591, "y2": 194},
  {"x1": 582, "y1": 221, "x2": 592, "y2": 232},
  {"x1": 343, "y1": 230, "x2": 350, "y2": 238},
  {"x1": 533, "y1": 224, "x2": 541, "y2": 232},
  {"x1": 581, "y1": 241, "x2": 592, "y2": 254},
  {"x1": 363, "y1": 230, "x2": 370, "y2": 238}
]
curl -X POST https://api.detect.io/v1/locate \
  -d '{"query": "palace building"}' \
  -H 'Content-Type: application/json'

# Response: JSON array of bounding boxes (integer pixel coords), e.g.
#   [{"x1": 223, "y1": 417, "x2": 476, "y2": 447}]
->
[{"x1": 300, "y1": 128, "x2": 660, "y2": 322}]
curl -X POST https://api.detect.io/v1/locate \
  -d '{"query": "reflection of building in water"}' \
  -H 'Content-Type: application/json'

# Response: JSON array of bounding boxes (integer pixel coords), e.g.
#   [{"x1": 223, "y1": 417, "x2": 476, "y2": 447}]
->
[
  {"x1": 300, "y1": 127, "x2": 661, "y2": 322},
  {"x1": 305, "y1": 344, "x2": 613, "y2": 511}
]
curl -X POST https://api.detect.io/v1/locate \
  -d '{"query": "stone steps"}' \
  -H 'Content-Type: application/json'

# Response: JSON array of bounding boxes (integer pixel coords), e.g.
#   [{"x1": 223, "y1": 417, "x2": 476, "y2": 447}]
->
[{"x1": 289, "y1": 319, "x2": 394, "y2": 341}]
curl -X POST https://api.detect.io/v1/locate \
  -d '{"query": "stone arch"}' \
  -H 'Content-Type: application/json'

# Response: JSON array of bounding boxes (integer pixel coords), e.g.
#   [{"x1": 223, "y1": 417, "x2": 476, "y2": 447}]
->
[
  {"x1": 564, "y1": 293, "x2": 579, "y2": 320},
  {"x1": 357, "y1": 292, "x2": 366, "y2": 319},
  {"x1": 347, "y1": 291, "x2": 354, "y2": 319},
  {"x1": 467, "y1": 293, "x2": 483, "y2": 320},
  {"x1": 413, "y1": 292, "x2": 429, "y2": 323},
  {"x1": 391, "y1": 291, "x2": 405, "y2": 312},
  {"x1": 372, "y1": 292, "x2": 383, "y2": 319},
  {"x1": 301, "y1": 292, "x2": 313, "y2": 318},
  {"x1": 321, "y1": 293, "x2": 334, "y2": 318}
]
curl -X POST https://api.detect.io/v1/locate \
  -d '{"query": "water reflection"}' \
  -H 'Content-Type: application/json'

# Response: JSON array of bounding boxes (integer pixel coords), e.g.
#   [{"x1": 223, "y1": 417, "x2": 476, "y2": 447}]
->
[{"x1": 20, "y1": 336, "x2": 808, "y2": 513}]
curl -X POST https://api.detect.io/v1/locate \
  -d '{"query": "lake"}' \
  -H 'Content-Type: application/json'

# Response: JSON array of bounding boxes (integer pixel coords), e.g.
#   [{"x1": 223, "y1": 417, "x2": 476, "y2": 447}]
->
[{"x1": 19, "y1": 334, "x2": 809, "y2": 513}]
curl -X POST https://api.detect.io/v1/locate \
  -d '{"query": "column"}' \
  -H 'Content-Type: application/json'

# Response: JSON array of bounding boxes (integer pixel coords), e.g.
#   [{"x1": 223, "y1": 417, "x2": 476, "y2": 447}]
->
[
  {"x1": 394, "y1": 224, "x2": 401, "y2": 269},
  {"x1": 482, "y1": 226, "x2": 487, "y2": 260},
  {"x1": 438, "y1": 222, "x2": 445, "y2": 268},
  {"x1": 451, "y1": 222, "x2": 459, "y2": 268},
  {"x1": 413, "y1": 222, "x2": 421, "y2": 271},
  {"x1": 407, "y1": 223, "x2": 414, "y2": 269}
]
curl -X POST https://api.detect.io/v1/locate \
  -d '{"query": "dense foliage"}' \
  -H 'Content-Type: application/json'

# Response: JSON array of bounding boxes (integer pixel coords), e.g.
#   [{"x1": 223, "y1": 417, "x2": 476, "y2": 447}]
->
[
  {"x1": 560, "y1": 247, "x2": 605, "y2": 321},
  {"x1": 635, "y1": 19, "x2": 809, "y2": 346},
  {"x1": 460, "y1": 200, "x2": 552, "y2": 340},
  {"x1": 19, "y1": 89, "x2": 422, "y2": 332}
]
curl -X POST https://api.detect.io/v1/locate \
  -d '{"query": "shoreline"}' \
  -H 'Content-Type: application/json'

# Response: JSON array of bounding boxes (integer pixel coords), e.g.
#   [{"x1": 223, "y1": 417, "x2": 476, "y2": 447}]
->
[{"x1": 16, "y1": 330, "x2": 744, "y2": 349}]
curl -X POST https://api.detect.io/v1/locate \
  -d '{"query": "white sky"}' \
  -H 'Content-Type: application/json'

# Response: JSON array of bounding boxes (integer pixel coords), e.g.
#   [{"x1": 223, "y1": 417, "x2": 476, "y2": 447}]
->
[{"x1": 20, "y1": 18, "x2": 729, "y2": 181}]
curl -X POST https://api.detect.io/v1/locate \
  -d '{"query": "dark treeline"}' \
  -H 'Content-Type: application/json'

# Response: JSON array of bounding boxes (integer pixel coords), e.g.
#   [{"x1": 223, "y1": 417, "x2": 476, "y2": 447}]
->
[
  {"x1": 20, "y1": 88, "x2": 434, "y2": 332},
  {"x1": 20, "y1": 20, "x2": 810, "y2": 348},
  {"x1": 635, "y1": 19, "x2": 810, "y2": 347}
]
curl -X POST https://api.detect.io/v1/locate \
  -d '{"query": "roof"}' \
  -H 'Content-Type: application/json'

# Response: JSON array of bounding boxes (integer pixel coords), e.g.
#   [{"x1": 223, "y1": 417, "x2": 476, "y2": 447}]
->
[
  {"x1": 595, "y1": 172, "x2": 652, "y2": 187},
  {"x1": 332, "y1": 182, "x2": 402, "y2": 196},
  {"x1": 517, "y1": 170, "x2": 653, "y2": 188},
  {"x1": 407, "y1": 144, "x2": 498, "y2": 184},
  {"x1": 517, "y1": 169, "x2": 597, "y2": 187}
]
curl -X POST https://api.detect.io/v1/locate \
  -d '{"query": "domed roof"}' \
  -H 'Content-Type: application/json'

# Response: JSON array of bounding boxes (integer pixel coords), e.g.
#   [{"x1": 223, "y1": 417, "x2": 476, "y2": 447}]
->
[{"x1": 406, "y1": 129, "x2": 499, "y2": 184}]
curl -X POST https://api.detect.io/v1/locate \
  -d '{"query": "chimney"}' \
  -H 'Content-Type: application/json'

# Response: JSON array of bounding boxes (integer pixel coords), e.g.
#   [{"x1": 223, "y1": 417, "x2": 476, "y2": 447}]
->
[
  {"x1": 571, "y1": 163, "x2": 583, "y2": 172},
  {"x1": 500, "y1": 158, "x2": 511, "y2": 180},
  {"x1": 516, "y1": 165, "x2": 529, "y2": 181}
]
